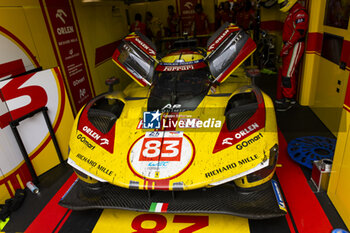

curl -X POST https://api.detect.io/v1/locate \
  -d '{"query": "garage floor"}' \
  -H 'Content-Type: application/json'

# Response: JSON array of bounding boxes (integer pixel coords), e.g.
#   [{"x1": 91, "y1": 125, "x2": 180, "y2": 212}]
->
[{"x1": 2, "y1": 74, "x2": 349, "y2": 233}]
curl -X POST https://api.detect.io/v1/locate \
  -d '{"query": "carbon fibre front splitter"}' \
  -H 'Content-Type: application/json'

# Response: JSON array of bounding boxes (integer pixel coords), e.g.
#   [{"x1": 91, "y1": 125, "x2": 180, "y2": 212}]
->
[{"x1": 59, "y1": 179, "x2": 287, "y2": 219}]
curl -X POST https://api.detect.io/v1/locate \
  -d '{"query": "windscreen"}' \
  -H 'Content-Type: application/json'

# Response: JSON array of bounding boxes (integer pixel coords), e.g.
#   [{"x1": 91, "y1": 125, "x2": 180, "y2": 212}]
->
[{"x1": 151, "y1": 68, "x2": 210, "y2": 99}]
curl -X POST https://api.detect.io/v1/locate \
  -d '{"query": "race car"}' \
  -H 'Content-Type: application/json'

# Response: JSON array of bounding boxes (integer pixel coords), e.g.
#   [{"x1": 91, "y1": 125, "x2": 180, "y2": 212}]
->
[{"x1": 59, "y1": 23, "x2": 287, "y2": 219}]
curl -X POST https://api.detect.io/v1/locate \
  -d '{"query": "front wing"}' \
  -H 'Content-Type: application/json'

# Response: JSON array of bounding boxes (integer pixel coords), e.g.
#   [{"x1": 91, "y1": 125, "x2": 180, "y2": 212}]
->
[{"x1": 59, "y1": 178, "x2": 287, "y2": 219}]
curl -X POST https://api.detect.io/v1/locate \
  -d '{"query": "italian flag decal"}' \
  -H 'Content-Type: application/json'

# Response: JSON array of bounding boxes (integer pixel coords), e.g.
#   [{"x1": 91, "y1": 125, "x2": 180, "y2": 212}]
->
[{"x1": 149, "y1": 202, "x2": 168, "y2": 212}]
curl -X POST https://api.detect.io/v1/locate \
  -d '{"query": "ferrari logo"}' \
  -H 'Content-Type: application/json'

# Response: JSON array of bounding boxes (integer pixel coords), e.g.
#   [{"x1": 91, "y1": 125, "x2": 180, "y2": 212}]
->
[{"x1": 155, "y1": 171, "x2": 160, "y2": 178}]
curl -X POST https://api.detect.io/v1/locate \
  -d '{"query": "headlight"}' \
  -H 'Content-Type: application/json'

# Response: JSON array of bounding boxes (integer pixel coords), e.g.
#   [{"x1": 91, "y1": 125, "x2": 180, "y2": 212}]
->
[{"x1": 234, "y1": 144, "x2": 279, "y2": 189}]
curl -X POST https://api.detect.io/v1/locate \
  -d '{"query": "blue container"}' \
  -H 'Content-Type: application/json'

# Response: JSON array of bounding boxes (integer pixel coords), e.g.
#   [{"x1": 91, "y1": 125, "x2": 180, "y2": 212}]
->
[
  {"x1": 287, "y1": 136, "x2": 336, "y2": 169},
  {"x1": 332, "y1": 229, "x2": 349, "y2": 233}
]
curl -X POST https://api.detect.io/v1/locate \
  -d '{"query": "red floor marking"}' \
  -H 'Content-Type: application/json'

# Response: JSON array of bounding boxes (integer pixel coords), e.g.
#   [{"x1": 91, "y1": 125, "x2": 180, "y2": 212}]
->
[
  {"x1": 53, "y1": 209, "x2": 72, "y2": 233},
  {"x1": 276, "y1": 131, "x2": 333, "y2": 233},
  {"x1": 25, "y1": 173, "x2": 77, "y2": 233},
  {"x1": 285, "y1": 212, "x2": 296, "y2": 233}
]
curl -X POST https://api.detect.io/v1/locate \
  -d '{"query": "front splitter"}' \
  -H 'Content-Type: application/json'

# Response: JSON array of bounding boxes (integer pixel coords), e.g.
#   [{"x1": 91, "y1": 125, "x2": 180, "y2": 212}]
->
[{"x1": 59, "y1": 179, "x2": 287, "y2": 219}]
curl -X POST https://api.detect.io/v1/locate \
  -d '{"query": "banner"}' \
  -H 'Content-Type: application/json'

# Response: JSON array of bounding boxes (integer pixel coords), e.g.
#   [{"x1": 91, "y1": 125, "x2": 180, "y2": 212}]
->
[{"x1": 41, "y1": 0, "x2": 94, "y2": 113}]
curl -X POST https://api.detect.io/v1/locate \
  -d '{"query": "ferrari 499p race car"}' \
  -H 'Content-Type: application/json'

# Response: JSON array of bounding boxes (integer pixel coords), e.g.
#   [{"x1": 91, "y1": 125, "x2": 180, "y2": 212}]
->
[{"x1": 60, "y1": 23, "x2": 287, "y2": 219}]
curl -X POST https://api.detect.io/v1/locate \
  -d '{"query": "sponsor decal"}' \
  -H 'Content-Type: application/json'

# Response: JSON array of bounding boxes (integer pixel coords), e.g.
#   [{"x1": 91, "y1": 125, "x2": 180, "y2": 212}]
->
[
  {"x1": 208, "y1": 30, "x2": 242, "y2": 51},
  {"x1": 96, "y1": 164, "x2": 113, "y2": 176},
  {"x1": 208, "y1": 29, "x2": 230, "y2": 51},
  {"x1": 163, "y1": 65, "x2": 194, "y2": 72},
  {"x1": 143, "y1": 110, "x2": 161, "y2": 129},
  {"x1": 162, "y1": 103, "x2": 182, "y2": 112},
  {"x1": 149, "y1": 202, "x2": 169, "y2": 213},
  {"x1": 205, "y1": 162, "x2": 237, "y2": 178},
  {"x1": 79, "y1": 88, "x2": 87, "y2": 102},
  {"x1": 234, "y1": 122, "x2": 259, "y2": 139},
  {"x1": 134, "y1": 37, "x2": 156, "y2": 56},
  {"x1": 148, "y1": 161, "x2": 169, "y2": 169},
  {"x1": 100, "y1": 138, "x2": 109, "y2": 145},
  {"x1": 156, "y1": 60, "x2": 207, "y2": 72},
  {"x1": 139, "y1": 137, "x2": 183, "y2": 161},
  {"x1": 236, "y1": 133, "x2": 263, "y2": 150},
  {"x1": 56, "y1": 26, "x2": 74, "y2": 35},
  {"x1": 82, "y1": 125, "x2": 101, "y2": 140},
  {"x1": 77, "y1": 134, "x2": 95, "y2": 150},
  {"x1": 205, "y1": 154, "x2": 258, "y2": 178},
  {"x1": 55, "y1": 9, "x2": 67, "y2": 24},
  {"x1": 271, "y1": 180, "x2": 287, "y2": 212},
  {"x1": 238, "y1": 154, "x2": 258, "y2": 166},
  {"x1": 213, "y1": 95, "x2": 266, "y2": 153},
  {"x1": 76, "y1": 153, "x2": 97, "y2": 167},
  {"x1": 76, "y1": 153, "x2": 113, "y2": 176},
  {"x1": 148, "y1": 131, "x2": 162, "y2": 137},
  {"x1": 222, "y1": 138, "x2": 233, "y2": 145},
  {"x1": 158, "y1": 60, "x2": 204, "y2": 66},
  {"x1": 81, "y1": 126, "x2": 110, "y2": 145},
  {"x1": 128, "y1": 131, "x2": 194, "y2": 179},
  {"x1": 78, "y1": 108, "x2": 116, "y2": 153},
  {"x1": 44, "y1": 0, "x2": 94, "y2": 112},
  {"x1": 72, "y1": 76, "x2": 85, "y2": 86}
]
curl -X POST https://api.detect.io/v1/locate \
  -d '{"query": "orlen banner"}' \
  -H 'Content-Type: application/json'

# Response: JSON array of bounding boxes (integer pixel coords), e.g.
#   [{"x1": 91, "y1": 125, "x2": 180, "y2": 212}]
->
[
  {"x1": 40, "y1": 0, "x2": 95, "y2": 113},
  {"x1": 0, "y1": 26, "x2": 73, "y2": 202}
]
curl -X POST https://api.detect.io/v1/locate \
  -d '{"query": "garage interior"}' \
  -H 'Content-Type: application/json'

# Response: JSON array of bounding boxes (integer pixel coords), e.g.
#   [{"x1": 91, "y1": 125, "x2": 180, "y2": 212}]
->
[{"x1": 0, "y1": 0, "x2": 350, "y2": 232}]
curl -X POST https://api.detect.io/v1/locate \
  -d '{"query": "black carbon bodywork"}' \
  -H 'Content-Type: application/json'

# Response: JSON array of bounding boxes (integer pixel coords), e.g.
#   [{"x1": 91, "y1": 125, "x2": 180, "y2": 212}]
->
[
  {"x1": 147, "y1": 92, "x2": 206, "y2": 112},
  {"x1": 225, "y1": 92, "x2": 259, "y2": 131},
  {"x1": 59, "y1": 179, "x2": 287, "y2": 219},
  {"x1": 147, "y1": 68, "x2": 210, "y2": 112}
]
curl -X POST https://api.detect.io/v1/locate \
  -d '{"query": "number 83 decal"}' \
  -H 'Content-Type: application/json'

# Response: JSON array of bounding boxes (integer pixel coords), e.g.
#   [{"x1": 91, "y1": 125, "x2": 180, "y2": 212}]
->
[
  {"x1": 128, "y1": 132, "x2": 195, "y2": 180},
  {"x1": 139, "y1": 137, "x2": 183, "y2": 161}
]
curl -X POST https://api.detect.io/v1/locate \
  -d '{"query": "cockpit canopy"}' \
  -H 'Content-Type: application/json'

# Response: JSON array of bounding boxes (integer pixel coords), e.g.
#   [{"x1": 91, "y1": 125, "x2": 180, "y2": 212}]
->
[{"x1": 112, "y1": 22, "x2": 257, "y2": 88}]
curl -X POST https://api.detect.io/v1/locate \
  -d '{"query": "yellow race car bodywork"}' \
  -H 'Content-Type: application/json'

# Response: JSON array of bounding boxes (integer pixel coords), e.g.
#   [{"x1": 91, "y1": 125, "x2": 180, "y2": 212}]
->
[
  {"x1": 68, "y1": 79, "x2": 278, "y2": 191},
  {"x1": 61, "y1": 23, "x2": 286, "y2": 219}
]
